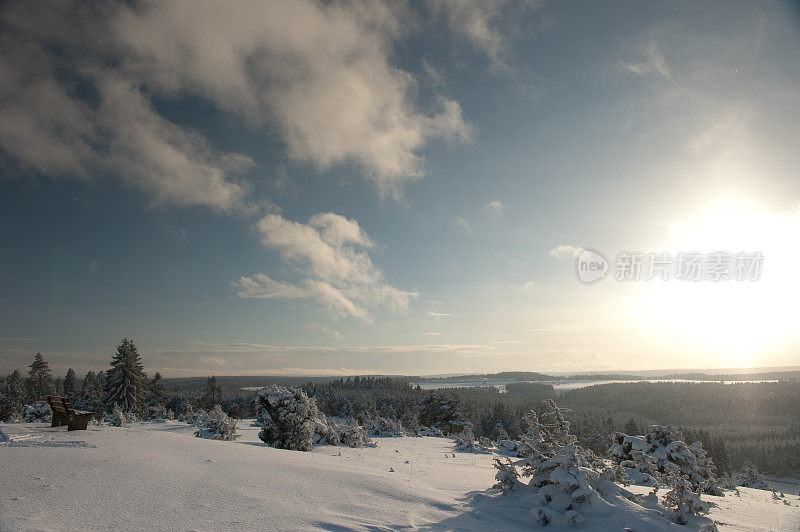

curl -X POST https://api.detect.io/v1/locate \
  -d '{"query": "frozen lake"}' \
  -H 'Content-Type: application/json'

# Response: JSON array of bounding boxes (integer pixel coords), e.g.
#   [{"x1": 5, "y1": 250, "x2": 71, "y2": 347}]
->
[{"x1": 412, "y1": 378, "x2": 780, "y2": 394}]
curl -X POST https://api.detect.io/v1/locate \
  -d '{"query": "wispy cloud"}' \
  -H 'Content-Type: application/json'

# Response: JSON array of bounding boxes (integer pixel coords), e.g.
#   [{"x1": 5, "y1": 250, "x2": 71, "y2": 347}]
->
[
  {"x1": 507, "y1": 281, "x2": 537, "y2": 292},
  {"x1": 619, "y1": 42, "x2": 671, "y2": 79},
  {"x1": 481, "y1": 200, "x2": 504, "y2": 215},
  {"x1": 432, "y1": 0, "x2": 544, "y2": 71},
  {"x1": 549, "y1": 245, "x2": 583, "y2": 258},
  {"x1": 234, "y1": 212, "x2": 415, "y2": 322}
]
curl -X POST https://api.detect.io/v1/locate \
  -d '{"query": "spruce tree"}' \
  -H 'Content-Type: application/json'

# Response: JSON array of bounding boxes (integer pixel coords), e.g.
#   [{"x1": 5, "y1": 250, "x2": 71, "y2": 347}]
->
[
  {"x1": 26, "y1": 352, "x2": 55, "y2": 402},
  {"x1": 63, "y1": 368, "x2": 78, "y2": 401},
  {"x1": 6, "y1": 369, "x2": 25, "y2": 416},
  {"x1": 103, "y1": 338, "x2": 147, "y2": 414},
  {"x1": 200, "y1": 375, "x2": 223, "y2": 410},
  {"x1": 146, "y1": 372, "x2": 169, "y2": 407}
]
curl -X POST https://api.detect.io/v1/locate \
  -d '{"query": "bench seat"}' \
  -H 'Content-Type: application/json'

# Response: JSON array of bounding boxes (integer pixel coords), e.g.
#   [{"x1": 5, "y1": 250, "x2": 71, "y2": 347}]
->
[{"x1": 47, "y1": 396, "x2": 98, "y2": 431}]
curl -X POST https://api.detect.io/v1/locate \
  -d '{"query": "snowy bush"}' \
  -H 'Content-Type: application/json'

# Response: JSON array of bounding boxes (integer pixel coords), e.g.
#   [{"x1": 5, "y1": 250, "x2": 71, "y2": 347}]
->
[
  {"x1": 364, "y1": 416, "x2": 405, "y2": 437},
  {"x1": 21, "y1": 403, "x2": 51, "y2": 423},
  {"x1": 106, "y1": 404, "x2": 127, "y2": 426},
  {"x1": 663, "y1": 475, "x2": 715, "y2": 525},
  {"x1": 610, "y1": 425, "x2": 718, "y2": 492},
  {"x1": 256, "y1": 385, "x2": 318, "y2": 451},
  {"x1": 195, "y1": 405, "x2": 239, "y2": 441},
  {"x1": 734, "y1": 462, "x2": 770, "y2": 490},
  {"x1": 491, "y1": 400, "x2": 624, "y2": 526},
  {"x1": 453, "y1": 427, "x2": 491, "y2": 453}
]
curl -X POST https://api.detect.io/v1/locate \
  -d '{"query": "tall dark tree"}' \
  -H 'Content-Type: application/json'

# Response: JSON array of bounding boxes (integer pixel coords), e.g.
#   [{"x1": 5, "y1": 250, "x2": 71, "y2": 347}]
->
[
  {"x1": 103, "y1": 338, "x2": 147, "y2": 414},
  {"x1": 63, "y1": 368, "x2": 78, "y2": 401},
  {"x1": 145, "y1": 372, "x2": 169, "y2": 408},
  {"x1": 26, "y1": 352, "x2": 54, "y2": 402},
  {"x1": 200, "y1": 375, "x2": 223, "y2": 410},
  {"x1": 80, "y1": 371, "x2": 105, "y2": 413}
]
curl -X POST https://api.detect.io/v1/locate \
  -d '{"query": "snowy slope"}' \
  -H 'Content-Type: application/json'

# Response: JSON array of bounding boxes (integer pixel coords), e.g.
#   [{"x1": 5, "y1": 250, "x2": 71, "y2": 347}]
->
[{"x1": 1, "y1": 421, "x2": 798, "y2": 531}]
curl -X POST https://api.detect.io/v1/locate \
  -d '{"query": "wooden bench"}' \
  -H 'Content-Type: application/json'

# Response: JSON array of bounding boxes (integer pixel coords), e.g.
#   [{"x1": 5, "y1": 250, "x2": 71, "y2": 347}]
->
[{"x1": 46, "y1": 396, "x2": 97, "y2": 431}]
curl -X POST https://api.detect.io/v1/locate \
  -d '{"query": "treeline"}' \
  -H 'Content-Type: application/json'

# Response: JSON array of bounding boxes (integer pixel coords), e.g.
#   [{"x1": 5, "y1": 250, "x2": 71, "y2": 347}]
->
[{"x1": 558, "y1": 381, "x2": 800, "y2": 475}]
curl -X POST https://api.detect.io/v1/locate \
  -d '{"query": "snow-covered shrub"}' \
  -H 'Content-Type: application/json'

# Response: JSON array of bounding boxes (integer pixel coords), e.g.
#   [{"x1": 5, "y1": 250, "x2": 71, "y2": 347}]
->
[
  {"x1": 491, "y1": 400, "x2": 625, "y2": 526},
  {"x1": 195, "y1": 405, "x2": 239, "y2": 441},
  {"x1": 420, "y1": 425, "x2": 444, "y2": 437},
  {"x1": 663, "y1": 475, "x2": 715, "y2": 525},
  {"x1": 312, "y1": 413, "x2": 371, "y2": 448},
  {"x1": 610, "y1": 425, "x2": 718, "y2": 492},
  {"x1": 106, "y1": 404, "x2": 127, "y2": 426},
  {"x1": 21, "y1": 402, "x2": 51, "y2": 423},
  {"x1": 339, "y1": 421, "x2": 370, "y2": 448},
  {"x1": 364, "y1": 416, "x2": 405, "y2": 437},
  {"x1": 734, "y1": 462, "x2": 770, "y2": 490},
  {"x1": 256, "y1": 385, "x2": 318, "y2": 451},
  {"x1": 454, "y1": 427, "x2": 491, "y2": 453}
]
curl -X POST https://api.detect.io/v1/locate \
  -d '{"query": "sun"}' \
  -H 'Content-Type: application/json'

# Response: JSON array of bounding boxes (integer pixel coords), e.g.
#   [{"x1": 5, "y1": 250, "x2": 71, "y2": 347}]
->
[{"x1": 636, "y1": 198, "x2": 800, "y2": 366}]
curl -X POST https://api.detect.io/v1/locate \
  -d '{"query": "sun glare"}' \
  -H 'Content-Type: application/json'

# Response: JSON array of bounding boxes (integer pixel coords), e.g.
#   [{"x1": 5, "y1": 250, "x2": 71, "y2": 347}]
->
[{"x1": 639, "y1": 199, "x2": 800, "y2": 365}]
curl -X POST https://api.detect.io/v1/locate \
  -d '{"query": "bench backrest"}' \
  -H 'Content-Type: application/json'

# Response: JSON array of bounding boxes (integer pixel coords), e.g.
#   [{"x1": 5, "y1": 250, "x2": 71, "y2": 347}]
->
[{"x1": 46, "y1": 396, "x2": 75, "y2": 415}]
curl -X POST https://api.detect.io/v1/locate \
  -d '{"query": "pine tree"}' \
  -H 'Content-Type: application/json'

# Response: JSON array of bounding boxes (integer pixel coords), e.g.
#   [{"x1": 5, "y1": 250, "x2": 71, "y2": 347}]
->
[
  {"x1": 63, "y1": 368, "x2": 78, "y2": 401},
  {"x1": 200, "y1": 375, "x2": 223, "y2": 410},
  {"x1": 146, "y1": 372, "x2": 169, "y2": 406},
  {"x1": 103, "y1": 338, "x2": 147, "y2": 414},
  {"x1": 5, "y1": 369, "x2": 25, "y2": 419},
  {"x1": 26, "y1": 352, "x2": 55, "y2": 402}
]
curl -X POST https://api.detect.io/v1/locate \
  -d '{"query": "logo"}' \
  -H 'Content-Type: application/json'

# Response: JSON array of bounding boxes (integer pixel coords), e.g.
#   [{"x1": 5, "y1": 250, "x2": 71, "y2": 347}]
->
[{"x1": 576, "y1": 249, "x2": 608, "y2": 284}]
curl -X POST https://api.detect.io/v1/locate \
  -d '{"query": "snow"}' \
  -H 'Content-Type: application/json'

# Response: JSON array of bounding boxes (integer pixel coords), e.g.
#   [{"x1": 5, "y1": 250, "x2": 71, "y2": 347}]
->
[{"x1": 1, "y1": 421, "x2": 798, "y2": 531}]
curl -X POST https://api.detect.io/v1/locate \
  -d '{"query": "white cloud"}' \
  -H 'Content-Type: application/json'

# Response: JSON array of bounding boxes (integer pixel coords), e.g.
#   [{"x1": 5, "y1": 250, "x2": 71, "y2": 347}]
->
[
  {"x1": 112, "y1": 0, "x2": 472, "y2": 199},
  {"x1": 620, "y1": 42, "x2": 671, "y2": 79},
  {"x1": 508, "y1": 281, "x2": 537, "y2": 292},
  {"x1": 455, "y1": 216, "x2": 472, "y2": 235},
  {"x1": 427, "y1": 311, "x2": 451, "y2": 317},
  {"x1": 433, "y1": 0, "x2": 543, "y2": 71},
  {"x1": 549, "y1": 245, "x2": 583, "y2": 258},
  {"x1": 235, "y1": 212, "x2": 415, "y2": 322},
  {"x1": 481, "y1": 200, "x2": 505, "y2": 215},
  {"x1": 0, "y1": 0, "x2": 473, "y2": 205},
  {"x1": 0, "y1": 3, "x2": 249, "y2": 211}
]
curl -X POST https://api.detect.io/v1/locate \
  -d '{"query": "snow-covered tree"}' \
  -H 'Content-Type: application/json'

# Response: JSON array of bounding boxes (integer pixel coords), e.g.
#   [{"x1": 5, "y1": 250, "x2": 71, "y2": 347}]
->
[
  {"x1": 735, "y1": 462, "x2": 770, "y2": 490},
  {"x1": 103, "y1": 338, "x2": 147, "y2": 414},
  {"x1": 195, "y1": 405, "x2": 238, "y2": 441},
  {"x1": 107, "y1": 404, "x2": 127, "y2": 426},
  {"x1": 256, "y1": 385, "x2": 318, "y2": 451},
  {"x1": 419, "y1": 392, "x2": 469, "y2": 435},
  {"x1": 26, "y1": 352, "x2": 54, "y2": 402},
  {"x1": 21, "y1": 402, "x2": 52, "y2": 422},
  {"x1": 663, "y1": 475, "x2": 715, "y2": 525},
  {"x1": 143, "y1": 372, "x2": 169, "y2": 419},
  {"x1": 610, "y1": 425, "x2": 718, "y2": 492},
  {"x1": 492, "y1": 400, "x2": 623, "y2": 526},
  {"x1": 63, "y1": 368, "x2": 78, "y2": 401}
]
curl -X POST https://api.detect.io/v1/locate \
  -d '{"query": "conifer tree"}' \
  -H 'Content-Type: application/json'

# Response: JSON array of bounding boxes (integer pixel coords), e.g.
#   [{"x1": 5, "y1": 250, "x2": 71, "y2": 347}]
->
[
  {"x1": 63, "y1": 368, "x2": 78, "y2": 401},
  {"x1": 200, "y1": 375, "x2": 223, "y2": 410},
  {"x1": 5, "y1": 369, "x2": 25, "y2": 417},
  {"x1": 146, "y1": 372, "x2": 169, "y2": 407},
  {"x1": 26, "y1": 352, "x2": 55, "y2": 402},
  {"x1": 103, "y1": 338, "x2": 147, "y2": 414}
]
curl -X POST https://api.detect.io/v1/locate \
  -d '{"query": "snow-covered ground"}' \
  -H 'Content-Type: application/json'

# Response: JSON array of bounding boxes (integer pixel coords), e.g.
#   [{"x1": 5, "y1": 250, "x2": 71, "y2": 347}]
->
[{"x1": 1, "y1": 421, "x2": 798, "y2": 531}]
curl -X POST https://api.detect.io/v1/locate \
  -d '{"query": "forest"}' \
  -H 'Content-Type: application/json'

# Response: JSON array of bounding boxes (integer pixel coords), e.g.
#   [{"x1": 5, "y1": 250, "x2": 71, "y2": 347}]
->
[{"x1": 2, "y1": 346, "x2": 798, "y2": 476}]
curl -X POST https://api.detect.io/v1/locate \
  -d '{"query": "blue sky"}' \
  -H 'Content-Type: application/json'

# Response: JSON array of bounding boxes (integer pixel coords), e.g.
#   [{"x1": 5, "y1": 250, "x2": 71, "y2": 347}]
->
[{"x1": 2, "y1": 1, "x2": 800, "y2": 376}]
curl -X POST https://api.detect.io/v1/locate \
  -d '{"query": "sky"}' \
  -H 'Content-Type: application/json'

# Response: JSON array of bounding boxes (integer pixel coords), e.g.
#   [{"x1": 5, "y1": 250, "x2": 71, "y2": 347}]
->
[{"x1": 1, "y1": 0, "x2": 800, "y2": 377}]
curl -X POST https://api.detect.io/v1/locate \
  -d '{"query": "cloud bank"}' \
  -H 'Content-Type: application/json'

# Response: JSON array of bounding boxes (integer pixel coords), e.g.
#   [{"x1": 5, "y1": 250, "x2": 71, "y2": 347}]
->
[{"x1": 0, "y1": 0, "x2": 473, "y2": 207}]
